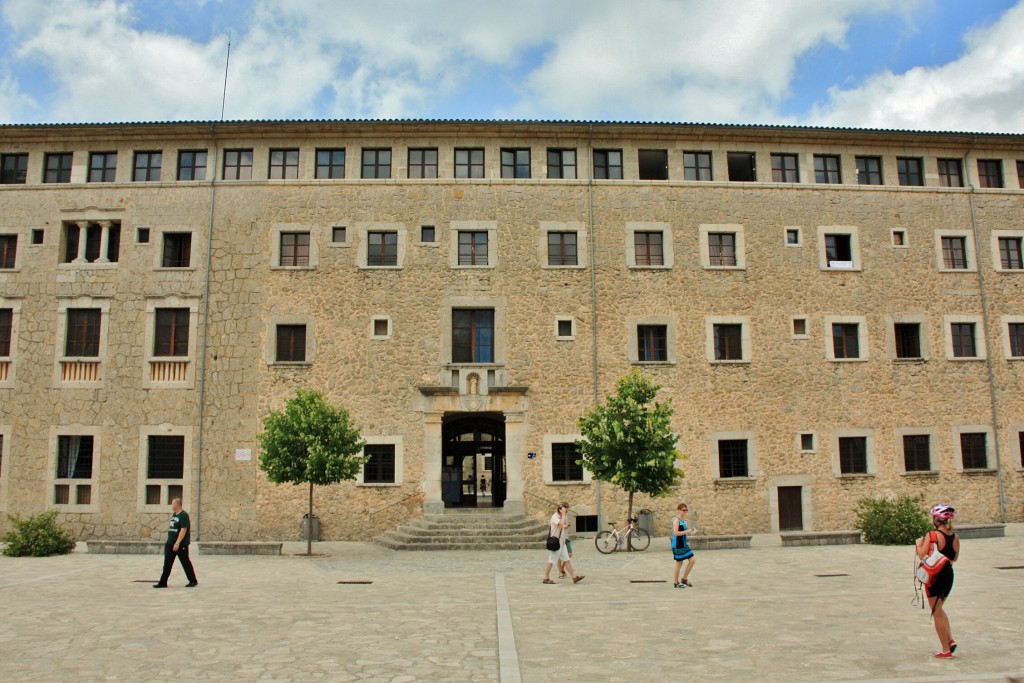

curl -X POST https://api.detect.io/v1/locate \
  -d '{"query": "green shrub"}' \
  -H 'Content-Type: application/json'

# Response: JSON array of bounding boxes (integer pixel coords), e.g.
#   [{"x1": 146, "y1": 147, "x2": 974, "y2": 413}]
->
[
  {"x1": 855, "y1": 493, "x2": 932, "y2": 545},
  {"x1": 2, "y1": 510, "x2": 77, "y2": 557}
]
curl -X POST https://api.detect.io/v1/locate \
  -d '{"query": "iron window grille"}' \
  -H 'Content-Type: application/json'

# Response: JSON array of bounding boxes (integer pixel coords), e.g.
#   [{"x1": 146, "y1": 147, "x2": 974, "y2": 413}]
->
[{"x1": 718, "y1": 440, "x2": 749, "y2": 478}]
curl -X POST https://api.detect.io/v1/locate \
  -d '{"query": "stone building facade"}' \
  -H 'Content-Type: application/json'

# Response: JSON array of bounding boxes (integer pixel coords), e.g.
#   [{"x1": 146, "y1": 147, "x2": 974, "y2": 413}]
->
[{"x1": 0, "y1": 120, "x2": 1022, "y2": 542}]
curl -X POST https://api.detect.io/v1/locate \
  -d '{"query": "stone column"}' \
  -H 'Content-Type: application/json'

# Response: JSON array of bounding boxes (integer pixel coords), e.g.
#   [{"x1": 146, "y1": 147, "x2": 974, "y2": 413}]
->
[
  {"x1": 502, "y1": 411, "x2": 526, "y2": 515},
  {"x1": 421, "y1": 411, "x2": 445, "y2": 514},
  {"x1": 96, "y1": 221, "x2": 112, "y2": 263},
  {"x1": 73, "y1": 221, "x2": 89, "y2": 263}
]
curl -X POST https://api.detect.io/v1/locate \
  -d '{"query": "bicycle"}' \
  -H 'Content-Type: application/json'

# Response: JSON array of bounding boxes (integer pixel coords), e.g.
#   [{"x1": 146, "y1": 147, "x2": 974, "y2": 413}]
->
[{"x1": 595, "y1": 516, "x2": 651, "y2": 553}]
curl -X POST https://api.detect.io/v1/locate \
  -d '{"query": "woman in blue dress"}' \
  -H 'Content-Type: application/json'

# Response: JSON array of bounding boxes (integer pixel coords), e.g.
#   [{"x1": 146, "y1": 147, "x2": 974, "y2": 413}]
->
[{"x1": 672, "y1": 503, "x2": 696, "y2": 588}]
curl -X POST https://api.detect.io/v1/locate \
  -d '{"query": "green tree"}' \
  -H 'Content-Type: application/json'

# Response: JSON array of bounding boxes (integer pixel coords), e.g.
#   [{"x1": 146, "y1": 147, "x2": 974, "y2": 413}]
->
[
  {"x1": 2, "y1": 510, "x2": 77, "y2": 557},
  {"x1": 257, "y1": 389, "x2": 366, "y2": 555},
  {"x1": 576, "y1": 370, "x2": 684, "y2": 546}
]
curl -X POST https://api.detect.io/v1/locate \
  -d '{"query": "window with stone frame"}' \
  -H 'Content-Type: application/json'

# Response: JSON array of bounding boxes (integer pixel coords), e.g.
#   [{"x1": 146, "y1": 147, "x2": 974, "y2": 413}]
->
[
  {"x1": 275, "y1": 324, "x2": 307, "y2": 362},
  {"x1": 363, "y1": 444, "x2": 396, "y2": 484},
  {"x1": 832, "y1": 323, "x2": 860, "y2": 359},
  {"x1": 408, "y1": 148, "x2": 438, "y2": 179},
  {"x1": 1, "y1": 153, "x2": 28, "y2": 184},
  {"x1": 1009, "y1": 323, "x2": 1024, "y2": 358},
  {"x1": 894, "y1": 323, "x2": 922, "y2": 359},
  {"x1": 838, "y1": 436, "x2": 868, "y2": 474},
  {"x1": 133, "y1": 151, "x2": 162, "y2": 182},
  {"x1": 707, "y1": 232, "x2": 736, "y2": 266},
  {"x1": 713, "y1": 323, "x2": 743, "y2": 361},
  {"x1": 177, "y1": 150, "x2": 207, "y2": 181},
  {"x1": 0, "y1": 235, "x2": 16, "y2": 269},
  {"x1": 367, "y1": 231, "x2": 398, "y2": 267},
  {"x1": 727, "y1": 152, "x2": 756, "y2": 181},
  {"x1": 593, "y1": 149, "x2": 623, "y2": 179},
  {"x1": 937, "y1": 158, "x2": 963, "y2": 187},
  {"x1": 269, "y1": 149, "x2": 299, "y2": 179},
  {"x1": 1020, "y1": 431, "x2": 1024, "y2": 468},
  {"x1": 771, "y1": 153, "x2": 799, "y2": 182},
  {"x1": 551, "y1": 442, "x2": 584, "y2": 482},
  {"x1": 361, "y1": 148, "x2": 392, "y2": 179},
  {"x1": 960, "y1": 432, "x2": 988, "y2": 470},
  {"x1": 61, "y1": 222, "x2": 121, "y2": 264},
  {"x1": 634, "y1": 231, "x2": 664, "y2": 266},
  {"x1": 637, "y1": 324, "x2": 668, "y2": 362},
  {"x1": 999, "y1": 237, "x2": 1023, "y2": 270},
  {"x1": 638, "y1": 149, "x2": 669, "y2": 180},
  {"x1": 718, "y1": 439, "x2": 749, "y2": 478},
  {"x1": 222, "y1": 149, "x2": 253, "y2": 180},
  {"x1": 455, "y1": 148, "x2": 485, "y2": 178},
  {"x1": 855, "y1": 156, "x2": 883, "y2": 185},
  {"x1": 161, "y1": 232, "x2": 192, "y2": 268},
  {"x1": 145, "y1": 435, "x2": 185, "y2": 506},
  {"x1": 315, "y1": 148, "x2": 346, "y2": 179},
  {"x1": 88, "y1": 152, "x2": 117, "y2": 182},
  {"x1": 684, "y1": 151, "x2": 712, "y2": 181},
  {"x1": 813, "y1": 154, "x2": 841, "y2": 183},
  {"x1": 1018, "y1": 160, "x2": 1024, "y2": 189},
  {"x1": 977, "y1": 159, "x2": 1004, "y2": 188},
  {"x1": 0, "y1": 308, "x2": 11, "y2": 357},
  {"x1": 824, "y1": 233, "x2": 853, "y2": 267},
  {"x1": 44, "y1": 152, "x2": 73, "y2": 183},
  {"x1": 547, "y1": 231, "x2": 578, "y2": 266},
  {"x1": 54, "y1": 435, "x2": 94, "y2": 505},
  {"x1": 65, "y1": 309, "x2": 101, "y2": 357},
  {"x1": 547, "y1": 149, "x2": 577, "y2": 179},
  {"x1": 897, "y1": 157, "x2": 923, "y2": 186},
  {"x1": 452, "y1": 309, "x2": 494, "y2": 363},
  {"x1": 941, "y1": 236, "x2": 968, "y2": 269},
  {"x1": 279, "y1": 232, "x2": 310, "y2": 267},
  {"x1": 153, "y1": 309, "x2": 190, "y2": 357},
  {"x1": 457, "y1": 231, "x2": 488, "y2": 266},
  {"x1": 951, "y1": 322, "x2": 977, "y2": 358},
  {"x1": 501, "y1": 148, "x2": 531, "y2": 178},
  {"x1": 903, "y1": 434, "x2": 931, "y2": 472}
]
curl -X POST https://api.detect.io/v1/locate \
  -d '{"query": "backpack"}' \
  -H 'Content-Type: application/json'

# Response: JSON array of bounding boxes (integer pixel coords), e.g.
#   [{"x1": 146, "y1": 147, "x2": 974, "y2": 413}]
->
[{"x1": 915, "y1": 530, "x2": 949, "y2": 587}]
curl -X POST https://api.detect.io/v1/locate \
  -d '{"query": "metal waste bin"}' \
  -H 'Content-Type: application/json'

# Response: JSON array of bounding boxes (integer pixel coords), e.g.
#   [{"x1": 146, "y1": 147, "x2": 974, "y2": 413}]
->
[
  {"x1": 637, "y1": 509, "x2": 654, "y2": 536},
  {"x1": 302, "y1": 514, "x2": 320, "y2": 542}
]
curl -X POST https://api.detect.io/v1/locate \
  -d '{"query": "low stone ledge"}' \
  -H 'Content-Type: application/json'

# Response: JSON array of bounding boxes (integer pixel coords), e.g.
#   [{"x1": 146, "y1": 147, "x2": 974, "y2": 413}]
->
[
  {"x1": 689, "y1": 535, "x2": 752, "y2": 550},
  {"x1": 781, "y1": 530, "x2": 862, "y2": 547},
  {"x1": 87, "y1": 540, "x2": 163, "y2": 555},
  {"x1": 197, "y1": 542, "x2": 283, "y2": 556},
  {"x1": 955, "y1": 524, "x2": 1005, "y2": 539}
]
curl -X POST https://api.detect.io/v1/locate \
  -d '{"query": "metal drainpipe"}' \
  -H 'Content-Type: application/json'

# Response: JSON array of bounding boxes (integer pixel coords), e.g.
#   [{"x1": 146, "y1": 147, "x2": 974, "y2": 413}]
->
[
  {"x1": 963, "y1": 136, "x2": 1007, "y2": 523},
  {"x1": 194, "y1": 123, "x2": 220, "y2": 540},
  {"x1": 587, "y1": 123, "x2": 601, "y2": 526}
]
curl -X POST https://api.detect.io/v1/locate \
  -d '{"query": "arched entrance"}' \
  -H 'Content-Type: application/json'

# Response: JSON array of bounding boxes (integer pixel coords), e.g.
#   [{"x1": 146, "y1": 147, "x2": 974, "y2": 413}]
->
[{"x1": 441, "y1": 413, "x2": 506, "y2": 508}]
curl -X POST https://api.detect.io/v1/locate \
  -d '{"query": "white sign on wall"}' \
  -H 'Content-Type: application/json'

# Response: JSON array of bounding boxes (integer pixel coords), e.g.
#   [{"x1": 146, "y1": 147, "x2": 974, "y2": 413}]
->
[{"x1": 235, "y1": 448, "x2": 252, "y2": 462}]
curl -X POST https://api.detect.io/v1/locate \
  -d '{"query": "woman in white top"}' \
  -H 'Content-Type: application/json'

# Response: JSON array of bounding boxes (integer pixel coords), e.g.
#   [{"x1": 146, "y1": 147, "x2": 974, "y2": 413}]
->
[{"x1": 543, "y1": 502, "x2": 584, "y2": 584}]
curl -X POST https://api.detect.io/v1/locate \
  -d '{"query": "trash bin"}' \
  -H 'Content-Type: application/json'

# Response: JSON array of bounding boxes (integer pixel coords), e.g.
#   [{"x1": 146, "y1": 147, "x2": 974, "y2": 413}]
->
[
  {"x1": 637, "y1": 509, "x2": 654, "y2": 536},
  {"x1": 302, "y1": 514, "x2": 320, "y2": 542}
]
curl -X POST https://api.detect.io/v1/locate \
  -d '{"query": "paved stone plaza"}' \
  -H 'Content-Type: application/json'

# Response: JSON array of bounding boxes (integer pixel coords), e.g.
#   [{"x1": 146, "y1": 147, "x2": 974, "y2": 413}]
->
[{"x1": 2, "y1": 528, "x2": 1022, "y2": 682}]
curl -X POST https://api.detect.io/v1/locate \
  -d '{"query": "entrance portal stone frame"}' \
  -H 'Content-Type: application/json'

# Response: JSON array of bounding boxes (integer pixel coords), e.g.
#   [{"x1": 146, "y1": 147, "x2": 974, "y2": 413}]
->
[{"x1": 769, "y1": 474, "x2": 813, "y2": 533}]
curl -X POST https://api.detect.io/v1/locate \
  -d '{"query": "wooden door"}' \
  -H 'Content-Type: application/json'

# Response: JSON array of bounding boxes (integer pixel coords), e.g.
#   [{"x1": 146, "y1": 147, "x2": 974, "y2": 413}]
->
[{"x1": 778, "y1": 486, "x2": 803, "y2": 531}]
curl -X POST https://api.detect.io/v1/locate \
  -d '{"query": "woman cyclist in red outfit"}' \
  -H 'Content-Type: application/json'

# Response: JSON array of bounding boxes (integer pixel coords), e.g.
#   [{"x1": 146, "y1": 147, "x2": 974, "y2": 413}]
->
[{"x1": 916, "y1": 504, "x2": 959, "y2": 659}]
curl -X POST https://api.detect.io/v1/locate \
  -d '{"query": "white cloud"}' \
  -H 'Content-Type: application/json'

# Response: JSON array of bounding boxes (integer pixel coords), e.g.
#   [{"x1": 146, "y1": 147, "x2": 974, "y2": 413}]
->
[{"x1": 0, "y1": 69, "x2": 36, "y2": 123}]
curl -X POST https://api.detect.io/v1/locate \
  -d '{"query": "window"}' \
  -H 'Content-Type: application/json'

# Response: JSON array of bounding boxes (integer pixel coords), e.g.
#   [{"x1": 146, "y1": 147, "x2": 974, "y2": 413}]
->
[
  {"x1": 145, "y1": 435, "x2": 185, "y2": 506},
  {"x1": 547, "y1": 232, "x2": 578, "y2": 266},
  {"x1": 0, "y1": 308, "x2": 11, "y2": 356},
  {"x1": 832, "y1": 323, "x2": 860, "y2": 359},
  {"x1": 363, "y1": 444, "x2": 396, "y2": 484},
  {"x1": 718, "y1": 440, "x2": 749, "y2": 478},
  {"x1": 556, "y1": 318, "x2": 574, "y2": 339},
  {"x1": 457, "y1": 231, "x2": 488, "y2": 266},
  {"x1": 332, "y1": 226, "x2": 347, "y2": 244},
  {"x1": 61, "y1": 222, "x2": 121, "y2": 264},
  {"x1": 154, "y1": 309, "x2": 190, "y2": 357},
  {"x1": 800, "y1": 433, "x2": 815, "y2": 451},
  {"x1": 727, "y1": 152, "x2": 756, "y2": 181},
  {"x1": 941, "y1": 236, "x2": 968, "y2": 269},
  {"x1": 903, "y1": 434, "x2": 931, "y2": 472},
  {"x1": 455, "y1": 148, "x2": 484, "y2": 178},
  {"x1": 713, "y1": 324, "x2": 743, "y2": 361},
  {"x1": 792, "y1": 318, "x2": 807, "y2": 337},
  {"x1": 177, "y1": 150, "x2": 207, "y2": 181},
  {"x1": 44, "y1": 152, "x2": 73, "y2": 183},
  {"x1": 894, "y1": 323, "x2": 922, "y2": 359},
  {"x1": 897, "y1": 157, "x2": 923, "y2": 186},
  {"x1": 838, "y1": 437, "x2": 868, "y2": 474},
  {"x1": 133, "y1": 151, "x2": 162, "y2": 182},
  {"x1": 269, "y1": 149, "x2": 299, "y2": 179},
  {"x1": 88, "y1": 152, "x2": 117, "y2": 182},
  {"x1": 408, "y1": 148, "x2": 438, "y2": 179},
  {"x1": 452, "y1": 309, "x2": 494, "y2": 363},
  {"x1": 1009, "y1": 323, "x2": 1024, "y2": 358},
  {"x1": 275, "y1": 324, "x2": 307, "y2": 362},
  {"x1": 634, "y1": 231, "x2": 664, "y2": 266},
  {"x1": 547, "y1": 149, "x2": 576, "y2": 179},
  {"x1": 551, "y1": 442, "x2": 583, "y2": 482},
  {"x1": 937, "y1": 159, "x2": 963, "y2": 187},
  {"x1": 223, "y1": 149, "x2": 253, "y2": 180},
  {"x1": 315, "y1": 149, "x2": 346, "y2": 179},
  {"x1": 825, "y1": 233, "x2": 853, "y2": 267},
  {"x1": 977, "y1": 159, "x2": 1003, "y2": 188},
  {"x1": 0, "y1": 235, "x2": 15, "y2": 269},
  {"x1": 855, "y1": 156, "x2": 882, "y2": 185},
  {"x1": 638, "y1": 149, "x2": 668, "y2": 180},
  {"x1": 31, "y1": 229, "x2": 44, "y2": 245},
  {"x1": 65, "y1": 309, "x2": 101, "y2": 357},
  {"x1": 1018, "y1": 160, "x2": 1024, "y2": 189},
  {"x1": 637, "y1": 324, "x2": 667, "y2": 362},
  {"x1": 137, "y1": 228, "x2": 150, "y2": 244},
  {"x1": 786, "y1": 228, "x2": 801, "y2": 245},
  {"x1": 501, "y1": 148, "x2": 531, "y2": 178},
  {"x1": 367, "y1": 231, "x2": 398, "y2": 266},
  {"x1": 771, "y1": 153, "x2": 799, "y2": 182},
  {"x1": 960, "y1": 433, "x2": 988, "y2": 469},
  {"x1": 420, "y1": 225, "x2": 436, "y2": 243},
  {"x1": 1, "y1": 153, "x2": 28, "y2": 184},
  {"x1": 361, "y1": 148, "x2": 392, "y2": 178},
  {"x1": 684, "y1": 152, "x2": 712, "y2": 181},
  {"x1": 814, "y1": 154, "x2": 841, "y2": 183},
  {"x1": 593, "y1": 149, "x2": 623, "y2": 179},
  {"x1": 161, "y1": 233, "x2": 192, "y2": 268},
  {"x1": 55, "y1": 435, "x2": 94, "y2": 505},
  {"x1": 892, "y1": 229, "x2": 906, "y2": 246},
  {"x1": 708, "y1": 232, "x2": 736, "y2": 266},
  {"x1": 372, "y1": 317, "x2": 390, "y2": 338},
  {"x1": 998, "y1": 237, "x2": 1023, "y2": 269},
  {"x1": 951, "y1": 322, "x2": 976, "y2": 358},
  {"x1": 279, "y1": 232, "x2": 310, "y2": 267}
]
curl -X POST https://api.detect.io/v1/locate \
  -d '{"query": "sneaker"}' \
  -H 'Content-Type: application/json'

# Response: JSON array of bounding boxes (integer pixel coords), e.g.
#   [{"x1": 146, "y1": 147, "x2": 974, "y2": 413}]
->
[
  {"x1": 933, "y1": 651, "x2": 953, "y2": 659},
  {"x1": 186, "y1": 582, "x2": 198, "y2": 588},
  {"x1": 948, "y1": 640, "x2": 957, "y2": 654},
  {"x1": 572, "y1": 575, "x2": 585, "y2": 584},
  {"x1": 152, "y1": 584, "x2": 167, "y2": 589},
  {"x1": 681, "y1": 579, "x2": 693, "y2": 587}
]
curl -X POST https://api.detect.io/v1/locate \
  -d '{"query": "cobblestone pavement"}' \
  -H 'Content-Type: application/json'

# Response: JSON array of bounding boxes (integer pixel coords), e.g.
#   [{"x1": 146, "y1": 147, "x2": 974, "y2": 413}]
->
[{"x1": 2, "y1": 527, "x2": 1022, "y2": 682}]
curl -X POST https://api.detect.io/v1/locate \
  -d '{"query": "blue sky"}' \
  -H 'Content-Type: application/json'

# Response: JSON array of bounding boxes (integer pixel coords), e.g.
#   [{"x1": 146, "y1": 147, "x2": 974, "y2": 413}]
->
[{"x1": 1, "y1": 0, "x2": 1023, "y2": 132}]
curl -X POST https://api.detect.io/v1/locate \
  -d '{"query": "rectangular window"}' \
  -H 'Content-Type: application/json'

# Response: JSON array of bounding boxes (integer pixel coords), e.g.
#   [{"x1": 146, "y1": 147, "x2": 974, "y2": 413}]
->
[
  {"x1": 637, "y1": 324, "x2": 667, "y2": 362},
  {"x1": 137, "y1": 228, "x2": 150, "y2": 244},
  {"x1": 0, "y1": 235, "x2": 16, "y2": 269},
  {"x1": 892, "y1": 230, "x2": 906, "y2": 246},
  {"x1": 718, "y1": 439, "x2": 749, "y2": 478},
  {"x1": 634, "y1": 231, "x2": 664, "y2": 266},
  {"x1": 800, "y1": 433, "x2": 815, "y2": 451},
  {"x1": 792, "y1": 318, "x2": 807, "y2": 336},
  {"x1": 454, "y1": 148, "x2": 485, "y2": 178},
  {"x1": 279, "y1": 232, "x2": 310, "y2": 267},
  {"x1": 147, "y1": 435, "x2": 185, "y2": 479},
  {"x1": 61, "y1": 222, "x2": 120, "y2": 264},
  {"x1": 960, "y1": 433, "x2": 988, "y2": 469},
  {"x1": 269, "y1": 148, "x2": 299, "y2": 179},
  {"x1": 941, "y1": 236, "x2": 968, "y2": 269},
  {"x1": 332, "y1": 226, "x2": 347, "y2": 243},
  {"x1": 65, "y1": 309, "x2": 101, "y2": 357},
  {"x1": 177, "y1": 150, "x2": 207, "y2": 181},
  {"x1": 937, "y1": 159, "x2": 963, "y2": 187},
  {"x1": 903, "y1": 434, "x2": 931, "y2": 472},
  {"x1": 713, "y1": 324, "x2": 743, "y2": 361},
  {"x1": 825, "y1": 233, "x2": 853, "y2": 266},
  {"x1": 838, "y1": 437, "x2": 868, "y2": 474},
  {"x1": 44, "y1": 152, "x2": 73, "y2": 183},
  {"x1": 551, "y1": 442, "x2": 584, "y2": 482},
  {"x1": 708, "y1": 232, "x2": 736, "y2": 266},
  {"x1": 420, "y1": 225, "x2": 435, "y2": 243},
  {"x1": 223, "y1": 149, "x2": 253, "y2": 180},
  {"x1": 88, "y1": 152, "x2": 117, "y2": 183},
  {"x1": 897, "y1": 157, "x2": 923, "y2": 186},
  {"x1": 408, "y1": 148, "x2": 438, "y2": 179},
  {"x1": 771, "y1": 153, "x2": 799, "y2": 182},
  {"x1": 951, "y1": 322, "x2": 976, "y2": 358},
  {"x1": 894, "y1": 323, "x2": 922, "y2": 359},
  {"x1": 999, "y1": 237, "x2": 1023, "y2": 269},
  {"x1": 1, "y1": 153, "x2": 28, "y2": 184},
  {"x1": 593, "y1": 149, "x2": 623, "y2": 179},
  {"x1": 684, "y1": 151, "x2": 712, "y2": 181},
  {"x1": 727, "y1": 152, "x2": 756, "y2": 181},
  {"x1": 452, "y1": 309, "x2": 494, "y2": 363},
  {"x1": 832, "y1": 323, "x2": 860, "y2": 359},
  {"x1": 547, "y1": 232, "x2": 578, "y2": 266},
  {"x1": 275, "y1": 324, "x2": 307, "y2": 362},
  {"x1": 1018, "y1": 160, "x2": 1024, "y2": 189},
  {"x1": 501, "y1": 148, "x2": 531, "y2": 178},
  {"x1": 154, "y1": 309, "x2": 190, "y2": 357},
  {"x1": 977, "y1": 159, "x2": 1004, "y2": 188},
  {"x1": 133, "y1": 151, "x2": 162, "y2": 182},
  {"x1": 547, "y1": 149, "x2": 577, "y2": 179},
  {"x1": 786, "y1": 228, "x2": 800, "y2": 245},
  {"x1": 0, "y1": 308, "x2": 11, "y2": 356},
  {"x1": 161, "y1": 232, "x2": 192, "y2": 268},
  {"x1": 557, "y1": 319, "x2": 574, "y2": 338},
  {"x1": 1009, "y1": 323, "x2": 1024, "y2": 357},
  {"x1": 361, "y1": 148, "x2": 392, "y2": 179},
  {"x1": 638, "y1": 149, "x2": 668, "y2": 180},
  {"x1": 31, "y1": 229, "x2": 43, "y2": 245},
  {"x1": 315, "y1": 149, "x2": 346, "y2": 179},
  {"x1": 367, "y1": 231, "x2": 398, "y2": 267},
  {"x1": 813, "y1": 154, "x2": 841, "y2": 183},
  {"x1": 457, "y1": 231, "x2": 488, "y2": 266},
  {"x1": 855, "y1": 156, "x2": 883, "y2": 185},
  {"x1": 57, "y1": 435, "x2": 94, "y2": 479},
  {"x1": 363, "y1": 444, "x2": 396, "y2": 484}
]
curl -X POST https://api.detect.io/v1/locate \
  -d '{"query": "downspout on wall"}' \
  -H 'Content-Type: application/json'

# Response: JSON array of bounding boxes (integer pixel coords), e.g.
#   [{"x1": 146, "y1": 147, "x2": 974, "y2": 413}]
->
[{"x1": 587, "y1": 123, "x2": 602, "y2": 526}]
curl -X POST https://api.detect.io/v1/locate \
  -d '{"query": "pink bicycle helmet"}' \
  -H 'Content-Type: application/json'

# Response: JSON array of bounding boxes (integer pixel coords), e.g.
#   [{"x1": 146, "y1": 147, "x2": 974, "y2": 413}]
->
[{"x1": 930, "y1": 504, "x2": 956, "y2": 520}]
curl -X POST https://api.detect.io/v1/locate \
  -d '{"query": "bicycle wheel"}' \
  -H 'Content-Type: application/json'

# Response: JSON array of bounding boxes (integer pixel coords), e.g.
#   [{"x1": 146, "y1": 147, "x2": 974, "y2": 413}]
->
[
  {"x1": 595, "y1": 530, "x2": 618, "y2": 554},
  {"x1": 627, "y1": 528, "x2": 651, "y2": 551}
]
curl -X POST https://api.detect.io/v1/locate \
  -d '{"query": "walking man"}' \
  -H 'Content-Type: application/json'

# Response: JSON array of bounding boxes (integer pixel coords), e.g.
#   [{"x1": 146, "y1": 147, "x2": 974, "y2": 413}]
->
[{"x1": 154, "y1": 498, "x2": 198, "y2": 588}]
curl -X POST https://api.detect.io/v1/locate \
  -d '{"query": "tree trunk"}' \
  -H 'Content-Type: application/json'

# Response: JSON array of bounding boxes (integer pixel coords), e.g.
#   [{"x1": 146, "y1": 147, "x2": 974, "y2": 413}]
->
[
  {"x1": 627, "y1": 490, "x2": 634, "y2": 552},
  {"x1": 307, "y1": 480, "x2": 314, "y2": 556}
]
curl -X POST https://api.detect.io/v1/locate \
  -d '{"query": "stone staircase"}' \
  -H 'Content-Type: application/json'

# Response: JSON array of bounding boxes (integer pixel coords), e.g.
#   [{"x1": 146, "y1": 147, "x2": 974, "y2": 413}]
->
[{"x1": 375, "y1": 510, "x2": 549, "y2": 551}]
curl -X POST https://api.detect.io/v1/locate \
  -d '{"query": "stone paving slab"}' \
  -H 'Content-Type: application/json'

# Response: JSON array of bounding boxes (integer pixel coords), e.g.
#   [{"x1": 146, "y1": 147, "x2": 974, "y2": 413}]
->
[{"x1": 2, "y1": 527, "x2": 1023, "y2": 682}]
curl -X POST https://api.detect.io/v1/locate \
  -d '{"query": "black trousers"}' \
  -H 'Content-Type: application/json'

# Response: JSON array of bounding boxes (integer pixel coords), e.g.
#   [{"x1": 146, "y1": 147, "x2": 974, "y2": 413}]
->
[{"x1": 159, "y1": 544, "x2": 197, "y2": 585}]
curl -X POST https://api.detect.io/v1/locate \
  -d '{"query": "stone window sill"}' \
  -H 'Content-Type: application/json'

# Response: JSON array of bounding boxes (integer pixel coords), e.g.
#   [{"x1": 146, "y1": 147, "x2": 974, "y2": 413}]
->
[
  {"x1": 269, "y1": 361, "x2": 312, "y2": 368},
  {"x1": 270, "y1": 266, "x2": 316, "y2": 271},
  {"x1": 900, "y1": 470, "x2": 939, "y2": 477},
  {"x1": 837, "y1": 473, "x2": 875, "y2": 479},
  {"x1": 959, "y1": 468, "x2": 997, "y2": 475},
  {"x1": 357, "y1": 482, "x2": 401, "y2": 487},
  {"x1": 545, "y1": 480, "x2": 587, "y2": 486},
  {"x1": 710, "y1": 359, "x2": 751, "y2": 365},
  {"x1": 714, "y1": 477, "x2": 756, "y2": 485}
]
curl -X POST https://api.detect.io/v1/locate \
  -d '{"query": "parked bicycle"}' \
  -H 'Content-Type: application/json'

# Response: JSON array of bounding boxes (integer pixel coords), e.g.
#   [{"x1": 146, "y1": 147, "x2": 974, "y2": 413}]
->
[{"x1": 595, "y1": 516, "x2": 651, "y2": 553}]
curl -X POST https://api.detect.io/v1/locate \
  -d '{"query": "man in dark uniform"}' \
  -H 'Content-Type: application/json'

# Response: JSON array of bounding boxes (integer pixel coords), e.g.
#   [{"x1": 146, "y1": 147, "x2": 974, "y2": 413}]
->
[{"x1": 154, "y1": 498, "x2": 198, "y2": 588}]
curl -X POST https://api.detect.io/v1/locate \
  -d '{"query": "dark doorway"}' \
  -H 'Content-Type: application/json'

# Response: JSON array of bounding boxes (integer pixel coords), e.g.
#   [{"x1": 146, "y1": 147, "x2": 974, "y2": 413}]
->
[
  {"x1": 441, "y1": 413, "x2": 506, "y2": 508},
  {"x1": 778, "y1": 486, "x2": 804, "y2": 531}
]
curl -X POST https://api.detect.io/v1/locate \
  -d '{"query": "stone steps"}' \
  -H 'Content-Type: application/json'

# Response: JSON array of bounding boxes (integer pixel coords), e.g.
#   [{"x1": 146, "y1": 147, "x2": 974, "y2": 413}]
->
[{"x1": 376, "y1": 512, "x2": 549, "y2": 551}]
